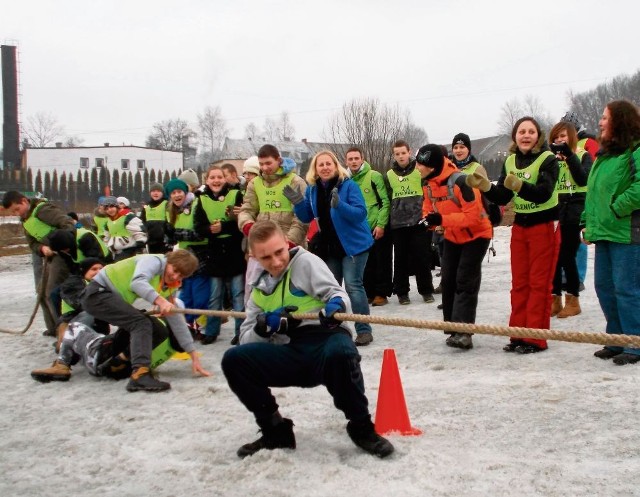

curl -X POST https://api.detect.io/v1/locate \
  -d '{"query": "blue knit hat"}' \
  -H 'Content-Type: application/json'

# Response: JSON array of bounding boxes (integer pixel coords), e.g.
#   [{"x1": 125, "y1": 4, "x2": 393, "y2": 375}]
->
[{"x1": 164, "y1": 178, "x2": 188, "y2": 197}]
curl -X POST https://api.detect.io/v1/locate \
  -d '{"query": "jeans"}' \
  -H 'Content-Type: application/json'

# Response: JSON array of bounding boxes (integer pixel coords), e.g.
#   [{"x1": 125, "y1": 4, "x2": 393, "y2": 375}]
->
[
  {"x1": 594, "y1": 241, "x2": 640, "y2": 355},
  {"x1": 576, "y1": 242, "x2": 588, "y2": 284},
  {"x1": 205, "y1": 274, "x2": 245, "y2": 338},
  {"x1": 179, "y1": 274, "x2": 212, "y2": 325},
  {"x1": 326, "y1": 252, "x2": 372, "y2": 335},
  {"x1": 221, "y1": 328, "x2": 370, "y2": 425}
]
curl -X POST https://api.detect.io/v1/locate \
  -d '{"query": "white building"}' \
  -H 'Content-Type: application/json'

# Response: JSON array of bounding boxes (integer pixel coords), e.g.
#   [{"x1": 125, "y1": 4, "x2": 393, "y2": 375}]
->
[{"x1": 21, "y1": 145, "x2": 184, "y2": 187}]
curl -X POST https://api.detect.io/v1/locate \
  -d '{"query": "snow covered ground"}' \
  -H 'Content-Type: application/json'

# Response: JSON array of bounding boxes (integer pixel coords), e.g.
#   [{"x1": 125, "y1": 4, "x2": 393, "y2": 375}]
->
[{"x1": 0, "y1": 226, "x2": 638, "y2": 497}]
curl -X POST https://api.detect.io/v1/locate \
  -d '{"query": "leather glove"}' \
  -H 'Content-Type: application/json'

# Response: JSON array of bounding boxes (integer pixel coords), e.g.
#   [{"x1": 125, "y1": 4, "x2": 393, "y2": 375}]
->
[
  {"x1": 319, "y1": 296, "x2": 346, "y2": 329},
  {"x1": 283, "y1": 185, "x2": 304, "y2": 205},
  {"x1": 330, "y1": 188, "x2": 339, "y2": 208},
  {"x1": 254, "y1": 306, "x2": 300, "y2": 338},
  {"x1": 504, "y1": 173, "x2": 523, "y2": 193},
  {"x1": 418, "y1": 212, "x2": 442, "y2": 229},
  {"x1": 465, "y1": 168, "x2": 491, "y2": 192}
]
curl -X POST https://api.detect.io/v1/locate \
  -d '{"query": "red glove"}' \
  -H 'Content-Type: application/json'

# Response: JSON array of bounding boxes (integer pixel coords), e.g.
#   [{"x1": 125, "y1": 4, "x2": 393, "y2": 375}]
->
[{"x1": 242, "y1": 222, "x2": 254, "y2": 237}]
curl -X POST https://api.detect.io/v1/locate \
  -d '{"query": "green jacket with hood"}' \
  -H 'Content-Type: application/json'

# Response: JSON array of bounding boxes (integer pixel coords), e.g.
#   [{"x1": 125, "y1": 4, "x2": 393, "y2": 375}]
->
[{"x1": 349, "y1": 161, "x2": 390, "y2": 231}]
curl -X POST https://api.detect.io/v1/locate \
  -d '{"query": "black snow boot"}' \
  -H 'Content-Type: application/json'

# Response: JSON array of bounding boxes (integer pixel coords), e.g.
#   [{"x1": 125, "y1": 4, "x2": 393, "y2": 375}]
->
[
  {"x1": 346, "y1": 418, "x2": 394, "y2": 458},
  {"x1": 237, "y1": 418, "x2": 296, "y2": 458}
]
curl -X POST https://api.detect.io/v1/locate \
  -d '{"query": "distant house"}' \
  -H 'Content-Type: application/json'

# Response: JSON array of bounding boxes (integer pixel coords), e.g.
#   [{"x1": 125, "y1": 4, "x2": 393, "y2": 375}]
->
[
  {"x1": 448, "y1": 134, "x2": 512, "y2": 179},
  {"x1": 21, "y1": 144, "x2": 184, "y2": 190}
]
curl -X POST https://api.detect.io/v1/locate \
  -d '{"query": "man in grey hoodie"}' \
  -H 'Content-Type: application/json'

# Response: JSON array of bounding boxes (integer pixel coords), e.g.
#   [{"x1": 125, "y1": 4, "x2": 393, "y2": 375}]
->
[{"x1": 221, "y1": 220, "x2": 394, "y2": 459}]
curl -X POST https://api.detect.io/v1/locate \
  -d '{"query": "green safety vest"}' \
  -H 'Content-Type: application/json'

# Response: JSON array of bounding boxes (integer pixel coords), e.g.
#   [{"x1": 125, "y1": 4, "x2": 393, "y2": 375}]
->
[
  {"x1": 556, "y1": 150, "x2": 588, "y2": 195},
  {"x1": 460, "y1": 162, "x2": 481, "y2": 175},
  {"x1": 387, "y1": 169, "x2": 422, "y2": 199},
  {"x1": 93, "y1": 215, "x2": 108, "y2": 237},
  {"x1": 505, "y1": 151, "x2": 558, "y2": 213},
  {"x1": 75, "y1": 227, "x2": 110, "y2": 262},
  {"x1": 198, "y1": 190, "x2": 239, "y2": 239},
  {"x1": 253, "y1": 175, "x2": 294, "y2": 213},
  {"x1": 144, "y1": 200, "x2": 168, "y2": 222},
  {"x1": 167, "y1": 198, "x2": 207, "y2": 249},
  {"x1": 252, "y1": 269, "x2": 324, "y2": 314},
  {"x1": 22, "y1": 202, "x2": 55, "y2": 241},
  {"x1": 104, "y1": 255, "x2": 175, "y2": 304},
  {"x1": 106, "y1": 215, "x2": 130, "y2": 238},
  {"x1": 577, "y1": 138, "x2": 588, "y2": 150}
]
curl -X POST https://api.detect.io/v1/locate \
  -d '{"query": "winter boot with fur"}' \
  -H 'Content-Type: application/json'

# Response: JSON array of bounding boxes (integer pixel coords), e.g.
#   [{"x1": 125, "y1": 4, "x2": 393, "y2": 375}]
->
[
  {"x1": 31, "y1": 360, "x2": 71, "y2": 382},
  {"x1": 237, "y1": 416, "x2": 296, "y2": 458},
  {"x1": 346, "y1": 417, "x2": 394, "y2": 458},
  {"x1": 551, "y1": 295, "x2": 563, "y2": 317},
  {"x1": 557, "y1": 294, "x2": 581, "y2": 318}
]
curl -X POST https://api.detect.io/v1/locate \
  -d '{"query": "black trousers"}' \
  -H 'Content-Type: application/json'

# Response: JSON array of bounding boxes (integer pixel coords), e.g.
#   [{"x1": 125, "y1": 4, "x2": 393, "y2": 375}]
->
[
  {"x1": 441, "y1": 237, "x2": 490, "y2": 324},
  {"x1": 391, "y1": 225, "x2": 433, "y2": 296},
  {"x1": 552, "y1": 223, "x2": 581, "y2": 296},
  {"x1": 363, "y1": 230, "x2": 393, "y2": 298}
]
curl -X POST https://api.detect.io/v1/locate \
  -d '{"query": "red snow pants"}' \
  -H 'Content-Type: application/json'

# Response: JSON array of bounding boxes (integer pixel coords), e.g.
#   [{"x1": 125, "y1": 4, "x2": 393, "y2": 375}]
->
[{"x1": 508, "y1": 221, "x2": 560, "y2": 348}]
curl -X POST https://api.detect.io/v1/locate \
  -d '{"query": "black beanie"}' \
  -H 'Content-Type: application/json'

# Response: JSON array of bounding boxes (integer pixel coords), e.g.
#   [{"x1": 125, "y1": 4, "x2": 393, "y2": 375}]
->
[
  {"x1": 48, "y1": 229, "x2": 77, "y2": 260},
  {"x1": 416, "y1": 144, "x2": 446, "y2": 179},
  {"x1": 79, "y1": 257, "x2": 103, "y2": 277},
  {"x1": 452, "y1": 133, "x2": 471, "y2": 152}
]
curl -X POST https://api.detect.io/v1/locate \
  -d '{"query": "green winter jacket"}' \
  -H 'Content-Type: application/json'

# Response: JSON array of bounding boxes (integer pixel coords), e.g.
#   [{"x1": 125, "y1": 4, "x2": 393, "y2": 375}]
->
[
  {"x1": 583, "y1": 142, "x2": 640, "y2": 244},
  {"x1": 349, "y1": 162, "x2": 390, "y2": 230}
]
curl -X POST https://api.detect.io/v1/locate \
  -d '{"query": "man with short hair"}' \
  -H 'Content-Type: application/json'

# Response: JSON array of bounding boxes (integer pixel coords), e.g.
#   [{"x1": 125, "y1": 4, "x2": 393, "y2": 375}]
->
[
  {"x1": 221, "y1": 220, "x2": 394, "y2": 459},
  {"x1": 345, "y1": 147, "x2": 392, "y2": 312},
  {"x1": 2, "y1": 190, "x2": 76, "y2": 336},
  {"x1": 387, "y1": 141, "x2": 434, "y2": 305},
  {"x1": 82, "y1": 249, "x2": 208, "y2": 392},
  {"x1": 221, "y1": 162, "x2": 246, "y2": 191}
]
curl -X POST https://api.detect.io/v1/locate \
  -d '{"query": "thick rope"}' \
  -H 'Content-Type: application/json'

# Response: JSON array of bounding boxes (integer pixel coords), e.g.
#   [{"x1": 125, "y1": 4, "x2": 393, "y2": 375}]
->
[
  {"x1": 0, "y1": 258, "x2": 49, "y2": 335},
  {"x1": 170, "y1": 307, "x2": 640, "y2": 348}
]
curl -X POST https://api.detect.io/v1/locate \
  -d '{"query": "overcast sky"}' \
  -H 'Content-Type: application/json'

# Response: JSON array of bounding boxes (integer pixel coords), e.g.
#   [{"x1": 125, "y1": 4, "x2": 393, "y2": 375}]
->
[{"x1": 1, "y1": 0, "x2": 639, "y2": 151}]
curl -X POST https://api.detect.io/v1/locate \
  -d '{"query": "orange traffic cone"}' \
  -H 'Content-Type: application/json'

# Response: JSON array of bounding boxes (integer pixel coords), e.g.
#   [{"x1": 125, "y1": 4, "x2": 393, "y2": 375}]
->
[{"x1": 374, "y1": 349, "x2": 422, "y2": 436}]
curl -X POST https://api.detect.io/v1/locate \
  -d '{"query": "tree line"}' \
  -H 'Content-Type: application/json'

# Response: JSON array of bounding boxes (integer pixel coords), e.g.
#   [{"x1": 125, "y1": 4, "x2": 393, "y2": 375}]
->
[{"x1": 0, "y1": 166, "x2": 202, "y2": 212}]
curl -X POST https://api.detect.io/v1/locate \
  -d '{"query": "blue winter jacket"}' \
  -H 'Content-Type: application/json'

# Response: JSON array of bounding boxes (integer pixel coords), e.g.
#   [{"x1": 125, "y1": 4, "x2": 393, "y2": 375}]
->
[{"x1": 293, "y1": 178, "x2": 374, "y2": 257}]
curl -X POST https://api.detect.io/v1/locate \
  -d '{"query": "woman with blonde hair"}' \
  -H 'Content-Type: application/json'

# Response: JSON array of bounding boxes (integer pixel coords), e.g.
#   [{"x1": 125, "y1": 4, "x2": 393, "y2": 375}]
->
[{"x1": 283, "y1": 150, "x2": 375, "y2": 346}]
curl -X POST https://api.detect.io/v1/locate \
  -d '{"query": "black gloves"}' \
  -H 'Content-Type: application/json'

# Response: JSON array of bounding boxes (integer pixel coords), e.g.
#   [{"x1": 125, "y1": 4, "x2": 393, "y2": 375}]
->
[
  {"x1": 418, "y1": 212, "x2": 442, "y2": 229},
  {"x1": 319, "y1": 297, "x2": 346, "y2": 329}
]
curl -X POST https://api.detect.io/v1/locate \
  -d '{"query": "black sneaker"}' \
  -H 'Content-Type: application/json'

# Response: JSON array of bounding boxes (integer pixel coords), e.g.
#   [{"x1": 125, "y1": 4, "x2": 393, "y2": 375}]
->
[
  {"x1": 230, "y1": 335, "x2": 239, "y2": 346},
  {"x1": 612, "y1": 353, "x2": 640, "y2": 365},
  {"x1": 346, "y1": 419, "x2": 394, "y2": 458},
  {"x1": 594, "y1": 347, "x2": 623, "y2": 360},
  {"x1": 433, "y1": 284, "x2": 442, "y2": 295},
  {"x1": 126, "y1": 367, "x2": 171, "y2": 392},
  {"x1": 398, "y1": 295, "x2": 410, "y2": 305},
  {"x1": 237, "y1": 418, "x2": 296, "y2": 458}
]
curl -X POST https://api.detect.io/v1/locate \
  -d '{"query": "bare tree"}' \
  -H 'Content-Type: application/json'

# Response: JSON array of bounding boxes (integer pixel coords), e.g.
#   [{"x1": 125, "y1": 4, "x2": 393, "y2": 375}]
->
[
  {"x1": 403, "y1": 121, "x2": 429, "y2": 151},
  {"x1": 262, "y1": 112, "x2": 296, "y2": 142},
  {"x1": 263, "y1": 117, "x2": 279, "y2": 142},
  {"x1": 324, "y1": 97, "x2": 411, "y2": 171},
  {"x1": 278, "y1": 111, "x2": 296, "y2": 141},
  {"x1": 244, "y1": 122, "x2": 261, "y2": 140},
  {"x1": 497, "y1": 98, "x2": 523, "y2": 135},
  {"x1": 22, "y1": 112, "x2": 65, "y2": 147},
  {"x1": 64, "y1": 135, "x2": 85, "y2": 147},
  {"x1": 497, "y1": 95, "x2": 553, "y2": 136},
  {"x1": 567, "y1": 69, "x2": 640, "y2": 134},
  {"x1": 197, "y1": 106, "x2": 228, "y2": 156},
  {"x1": 146, "y1": 118, "x2": 195, "y2": 152}
]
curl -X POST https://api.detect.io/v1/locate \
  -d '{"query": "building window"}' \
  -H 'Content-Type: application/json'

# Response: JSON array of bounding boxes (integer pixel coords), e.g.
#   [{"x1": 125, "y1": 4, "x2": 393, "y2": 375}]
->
[
  {"x1": 95, "y1": 158, "x2": 104, "y2": 168},
  {"x1": 121, "y1": 159, "x2": 130, "y2": 170},
  {"x1": 137, "y1": 160, "x2": 146, "y2": 170},
  {"x1": 80, "y1": 157, "x2": 89, "y2": 169}
]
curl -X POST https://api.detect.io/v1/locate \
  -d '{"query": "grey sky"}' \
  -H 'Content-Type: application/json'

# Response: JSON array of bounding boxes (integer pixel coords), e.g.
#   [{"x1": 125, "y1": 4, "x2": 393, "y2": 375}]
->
[{"x1": 2, "y1": 0, "x2": 638, "y2": 150}]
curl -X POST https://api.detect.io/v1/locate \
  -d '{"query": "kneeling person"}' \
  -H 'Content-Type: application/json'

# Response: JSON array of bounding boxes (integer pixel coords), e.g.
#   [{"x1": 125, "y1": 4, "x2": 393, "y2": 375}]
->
[
  {"x1": 221, "y1": 221, "x2": 393, "y2": 459},
  {"x1": 31, "y1": 314, "x2": 209, "y2": 382}
]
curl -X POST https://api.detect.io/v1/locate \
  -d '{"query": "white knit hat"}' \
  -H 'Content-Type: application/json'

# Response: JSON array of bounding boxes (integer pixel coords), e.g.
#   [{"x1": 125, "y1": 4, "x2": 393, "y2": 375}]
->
[
  {"x1": 243, "y1": 156, "x2": 260, "y2": 176},
  {"x1": 116, "y1": 196, "x2": 130, "y2": 207},
  {"x1": 178, "y1": 169, "x2": 200, "y2": 188}
]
